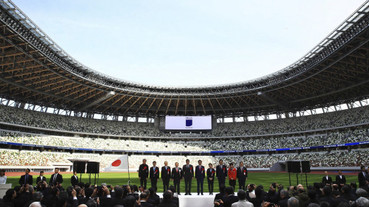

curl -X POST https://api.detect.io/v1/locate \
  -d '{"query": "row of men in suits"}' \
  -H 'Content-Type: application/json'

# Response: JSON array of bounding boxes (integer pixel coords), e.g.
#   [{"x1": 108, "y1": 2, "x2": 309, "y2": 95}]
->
[
  {"x1": 19, "y1": 168, "x2": 63, "y2": 186},
  {"x1": 321, "y1": 167, "x2": 369, "y2": 190},
  {"x1": 19, "y1": 168, "x2": 82, "y2": 187},
  {"x1": 321, "y1": 170, "x2": 347, "y2": 186},
  {"x1": 138, "y1": 159, "x2": 248, "y2": 195}
]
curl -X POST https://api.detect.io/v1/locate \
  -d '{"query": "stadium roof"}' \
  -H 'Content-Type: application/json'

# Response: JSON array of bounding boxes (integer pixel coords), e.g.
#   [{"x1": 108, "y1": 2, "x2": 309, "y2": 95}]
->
[{"x1": 1, "y1": 0, "x2": 369, "y2": 117}]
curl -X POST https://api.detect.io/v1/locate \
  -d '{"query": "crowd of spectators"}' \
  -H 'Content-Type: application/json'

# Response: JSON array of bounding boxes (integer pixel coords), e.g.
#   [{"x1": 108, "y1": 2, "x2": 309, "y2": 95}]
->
[
  {"x1": 0, "y1": 180, "x2": 178, "y2": 207},
  {"x1": 1, "y1": 176, "x2": 369, "y2": 207},
  {"x1": 1, "y1": 104, "x2": 369, "y2": 138}
]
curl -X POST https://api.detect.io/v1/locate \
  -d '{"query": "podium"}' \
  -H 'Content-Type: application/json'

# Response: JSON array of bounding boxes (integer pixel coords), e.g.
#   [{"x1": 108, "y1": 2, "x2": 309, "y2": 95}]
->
[{"x1": 0, "y1": 184, "x2": 12, "y2": 198}]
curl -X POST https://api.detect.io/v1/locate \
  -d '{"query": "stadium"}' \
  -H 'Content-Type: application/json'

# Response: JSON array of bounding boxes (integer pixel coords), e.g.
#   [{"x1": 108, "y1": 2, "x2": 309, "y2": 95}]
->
[{"x1": 1, "y1": 0, "x2": 369, "y2": 207}]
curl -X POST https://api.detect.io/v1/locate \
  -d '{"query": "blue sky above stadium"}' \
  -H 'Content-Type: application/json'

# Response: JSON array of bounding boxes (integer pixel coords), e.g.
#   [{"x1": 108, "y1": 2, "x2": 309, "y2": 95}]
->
[{"x1": 13, "y1": 0, "x2": 366, "y2": 87}]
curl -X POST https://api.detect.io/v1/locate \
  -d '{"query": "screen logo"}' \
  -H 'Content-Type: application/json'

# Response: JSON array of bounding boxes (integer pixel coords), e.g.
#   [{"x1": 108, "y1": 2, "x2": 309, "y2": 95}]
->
[{"x1": 185, "y1": 117, "x2": 193, "y2": 128}]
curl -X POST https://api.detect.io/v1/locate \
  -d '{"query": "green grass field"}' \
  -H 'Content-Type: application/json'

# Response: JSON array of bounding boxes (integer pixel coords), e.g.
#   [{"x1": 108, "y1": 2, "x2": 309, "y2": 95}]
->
[{"x1": 6, "y1": 172, "x2": 359, "y2": 193}]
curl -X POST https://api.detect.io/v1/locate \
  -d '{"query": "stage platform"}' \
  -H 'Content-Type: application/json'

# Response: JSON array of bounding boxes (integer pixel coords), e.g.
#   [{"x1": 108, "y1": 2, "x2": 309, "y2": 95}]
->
[{"x1": 158, "y1": 193, "x2": 216, "y2": 207}]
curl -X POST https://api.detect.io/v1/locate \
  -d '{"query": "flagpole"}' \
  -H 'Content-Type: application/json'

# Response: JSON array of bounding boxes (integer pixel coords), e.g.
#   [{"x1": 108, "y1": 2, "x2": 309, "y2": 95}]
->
[{"x1": 127, "y1": 155, "x2": 131, "y2": 185}]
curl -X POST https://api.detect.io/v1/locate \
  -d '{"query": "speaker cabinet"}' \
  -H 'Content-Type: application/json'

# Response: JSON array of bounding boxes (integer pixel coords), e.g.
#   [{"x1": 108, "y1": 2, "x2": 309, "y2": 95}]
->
[
  {"x1": 301, "y1": 161, "x2": 311, "y2": 173},
  {"x1": 286, "y1": 161, "x2": 301, "y2": 173},
  {"x1": 73, "y1": 161, "x2": 86, "y2": 173},
  {"x1": 87, "y1": 162, "x2": 100, "y2": 173}
]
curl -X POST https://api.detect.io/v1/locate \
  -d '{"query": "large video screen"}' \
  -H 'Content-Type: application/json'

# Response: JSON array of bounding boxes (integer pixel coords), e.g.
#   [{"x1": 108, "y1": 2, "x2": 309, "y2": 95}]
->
[{"x1": 165, "y1": 116, "x2": 212, "y2": 130}]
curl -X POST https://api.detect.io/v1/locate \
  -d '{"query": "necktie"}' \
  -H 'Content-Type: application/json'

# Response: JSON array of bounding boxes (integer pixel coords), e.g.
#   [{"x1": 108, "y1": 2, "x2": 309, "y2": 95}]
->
[
  {"x1": 54, "y1": 174, "x2": 57, "y2": 183},
  {"x1": 25, "y1": 174, "x2": 27, "y2": 184}
]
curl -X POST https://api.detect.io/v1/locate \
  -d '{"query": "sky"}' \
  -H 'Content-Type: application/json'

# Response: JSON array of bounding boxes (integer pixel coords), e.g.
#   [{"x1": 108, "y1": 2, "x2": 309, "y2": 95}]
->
[{"x1": 12, "y1": 0, "x2": 366, "y2": 87}]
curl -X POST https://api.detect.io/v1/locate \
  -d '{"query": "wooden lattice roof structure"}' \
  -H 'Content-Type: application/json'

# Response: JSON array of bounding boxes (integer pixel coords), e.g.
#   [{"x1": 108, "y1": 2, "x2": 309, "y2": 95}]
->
[{"x1": 1, "y1": 0, "x2": 369, "y2": 118}]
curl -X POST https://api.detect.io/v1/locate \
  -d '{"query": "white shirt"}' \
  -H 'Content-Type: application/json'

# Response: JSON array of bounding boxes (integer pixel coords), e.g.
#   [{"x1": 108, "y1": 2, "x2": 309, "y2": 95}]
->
[
  {"x1": 53, "y1": 173, "x2": 58, "y2": 181},
  {"x1": 0, "y1": 175, "x2": 6, "y2": 184},
  {"x1": 29, "y1": 201, "x2": 42, "y2": 207},
  {"x1": 232, "y1": 200, "x2": 254, "y2": 207},
  {"x1": 248, "y1": 190, "x2": 256, "y2": 199}
]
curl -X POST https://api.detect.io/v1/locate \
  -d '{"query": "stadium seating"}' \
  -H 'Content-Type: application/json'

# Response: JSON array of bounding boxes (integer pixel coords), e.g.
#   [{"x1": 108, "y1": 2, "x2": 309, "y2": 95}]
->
[
  {"x1": 1, "y1": 104, "x2": 369, "y2": 170},
  {"x1": 0, "y1": 128, "x2": 368, "y2": 152},
  {"x1": 1, "y1": 105, "x2": 369, "y2": 137}
]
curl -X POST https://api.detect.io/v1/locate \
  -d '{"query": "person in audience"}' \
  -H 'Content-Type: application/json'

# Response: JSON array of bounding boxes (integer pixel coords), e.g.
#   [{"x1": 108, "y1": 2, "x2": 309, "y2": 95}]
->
[
  {"x1": 319, "y1": 186, "x2": 334, "y2": 205},
  {"x1": 182, "y1": 159, "x2": 194, "y2": 195},
  {"x1": 253, "y1": 185, "x2": 265, "y2": 207},
  {"x1": 287, "y1": 197, "x2": 299, "y2": 207},
  {"x1": 228, "y1": 163, "x2": 237, "y2": 190},
  {"x1": 214, "y1": 185, "x2": 226, "y2": 207},
  {"x1": 0, "y1": 169, "x2": 7, "y2": 184},
  {"x1": 0, "y1": 189, "x2": 16, "y2": 206},
  {"x1": 217, "y1": 159, "x2": 227, "y2": 189},
  {"x1": 50, "y1": 168, "x2": 63, "y2": 186},
  {"x1": 71, "y1": 171, "x2": 78, "y2": 186},
  {"x1": 295, "y1": 187, "x2": 310, "y2": 207},
  {"x1": 223, "y1": 186, "x2": 239, "y2": 207},
  {"x1": 266, "y1": 183, "x2": 279, "y2": 204},
  {"x1": 278, "y1": 189, "x2": 289, "y2": 207},
  {"x1": 195, "y1": 159, "x2": 205, "y2": 195},
  {"x1": 237, "y1": 161, "x2": 248, "y2": 191},
  {"x1": 172, "y1": 162, "x2": 182, "y2": 195},
  {"x1": 322, "y1": 171, "x2": 332, "y2": 186},
  {"x1": 246, "y1": 184, "x2": 256, "y2": 202},
  {"x1": 138, "y1": 190, "x2": 154, "y2": 207},
  {"x1": 150, "y1": 161, "x2": 160, "y2": 191},
  {"x1": 231, "y1": 189, "x2": 253, "y2": 207},
  {"x1": 139, "y1": 159, "x2": 149, "y2": 189},
  {"x1": 168, "y1": 186, "x2": 179, "y2": 206},
  {"x1": 36, "y1": 171, "x2": 47, "y2": 185},
  {"x1": 340, "y1": 185, "x2": 357, "y2": 202},
  {"x1": 148, "y1": 187, "x2": 160, "y2": 207},
  {"x1": 158, "y1": 191, "x2": 177, "y2": 207},
  {"x1": 111, "y1": 186, "x2": 125, "y2": 206},
  {"x1": 207, "y1": 163, "x2": 215, "y2": 195},
  {"x1": 161, "y1": 161, "x2": 171, "y2": 192},
  {"x1": 19, "y1": 168, "x2": 33, "y2": 186},
  {"x1": 336, "y1": 170, "x2": 346, "y2": 188}
]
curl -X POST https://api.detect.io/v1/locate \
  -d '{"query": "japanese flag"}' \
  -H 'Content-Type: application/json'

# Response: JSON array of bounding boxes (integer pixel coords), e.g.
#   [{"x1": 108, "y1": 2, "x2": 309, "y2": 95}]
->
[{"x1": 104, "y1": 155, "x2": 129, "y2": 172}]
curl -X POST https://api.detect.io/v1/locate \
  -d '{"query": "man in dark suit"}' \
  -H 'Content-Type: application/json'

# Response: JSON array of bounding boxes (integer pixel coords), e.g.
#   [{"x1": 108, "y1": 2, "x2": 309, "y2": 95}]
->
[
  {"x1": 216, "y1": 159, "x2": 227, "y2": 189},
  {"x1": 335, "y1": 170, "x2": 346, "y2": 188},
  {"x1": 322, "y1": 171, "x2": 332, "y2": 186},
  {"x1": 172, "y1": 162, "x2": 182, "y2": 195},
  {"x1": 195, "y1": 160, "x2": 205, "y2": 195},
  {"x1": 139, "y1": 159, "x2": 149, "y2": 189},
  {"x1": 161, "y1": 161, "x2": 171, "y2": 192},
  {"x1": 50, "y1": 168, "x2": 63, "y2": 186},
  {"x1": 237, "y1": 161, "x2": 248, "y2": 190},
  {"x1": 36, "y1": 171, "x2": 47, "y2": 185},
  {"x1": 71, "y1": 171, "x2": 79, "y2": 186},
  {"x1": 207, "y1": 163, "x2": 215, "y2": 195},
  {"x1": 183, "y1": 159, "x2": 194, "y2": 195},
  {"x1": 19, "y1": 168, "x2": 33, "y2": 186},
  {"x1": 150, "y1": 161, "x2": 159, "y2": 190},
  {"x1": 358, "y1": 165, "x2": 368, "y2": 188}
]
